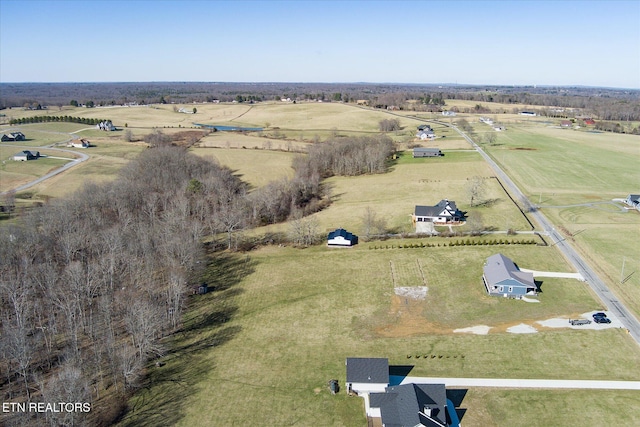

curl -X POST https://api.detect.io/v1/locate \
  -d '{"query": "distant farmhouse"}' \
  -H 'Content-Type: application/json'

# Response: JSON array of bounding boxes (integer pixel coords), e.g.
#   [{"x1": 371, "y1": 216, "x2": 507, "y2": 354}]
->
[
  {"x1": 345, "y1": 357, "x2": 459, "y2": 427},
  {"x1": 327, "y1": 228, "x2": 358, "y2": 247},
  {"x1": 482, "y1": 253, "x2": 537, "y2": 298},
  {"x1": 13, "y1": 150, "x2": 40, "y2": 161},
  {"x1": 413, "y1": 147, "x2": 443, "y2": 158},
  {"x1": 413, "y1": 200, "x2": 466, "y2": 225},
  {"x1": 96, "y1": 120, "x2": 116, "y2": 131},
  {"x1": 442, "y1": 110, "x2": 456, "y2": 116},
  {"x1": 624, "y1": 194, "x2": 640, "y2": 212},
  {"x1": 416, "y1": 124, "x2": 435, "y2": 141},
  {"x1": 68, "y1": 138, "x2": 90, "y2": 148},
  {"x1": 2, "y1": 132, "x2": 26, "y2": 142}
]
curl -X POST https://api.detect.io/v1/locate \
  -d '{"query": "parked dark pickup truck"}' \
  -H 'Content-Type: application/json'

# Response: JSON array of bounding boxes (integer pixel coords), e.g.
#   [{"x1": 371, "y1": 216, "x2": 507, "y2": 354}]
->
[{"x1": 569, "y1": 319, "x2": 591, "y2": 326}]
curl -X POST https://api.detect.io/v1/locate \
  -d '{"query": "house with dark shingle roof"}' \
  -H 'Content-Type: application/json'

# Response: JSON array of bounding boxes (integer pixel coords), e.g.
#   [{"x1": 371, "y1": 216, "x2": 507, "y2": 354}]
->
[
  {"x1": 345, "y1": 357, "x2": 389, "y2": 394},
  {"x1": 370, "y1": 383, "x2": 450, "y2": 427},
  {"x1": 327, "y1": 228, "x2": 358, "y2": 246},
  {"x1": 2, "y1": 132, "x2": 25, "y2": 142},
  {"x1": 413, "y1": 200, "x2": 466, "y2": 225},
  {"x1": 482, "y1": 253, "x2": 537, "y2": 298},
  {"x1": 624, "y1": 194, "x2": 640, "y2": 208},
  {"x1": 12, "y1": 150, "x2": 39, "y2": 161}
]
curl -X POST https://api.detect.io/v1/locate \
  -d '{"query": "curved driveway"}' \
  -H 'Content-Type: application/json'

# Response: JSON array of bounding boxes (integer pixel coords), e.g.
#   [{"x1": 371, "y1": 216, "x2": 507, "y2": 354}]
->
[
  {"x1": 0, "y1": 144, "x2": 89, "y2": 196},
  {"x1": 428, "y1": 119, "x2": 640, "y2": 347}
]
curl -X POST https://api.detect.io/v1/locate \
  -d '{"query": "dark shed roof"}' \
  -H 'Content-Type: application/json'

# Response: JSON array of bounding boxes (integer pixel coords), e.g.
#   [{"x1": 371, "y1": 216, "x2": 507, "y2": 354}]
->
[{"x1": 346, "y1": 358, "x2": 389, "y2": 384}]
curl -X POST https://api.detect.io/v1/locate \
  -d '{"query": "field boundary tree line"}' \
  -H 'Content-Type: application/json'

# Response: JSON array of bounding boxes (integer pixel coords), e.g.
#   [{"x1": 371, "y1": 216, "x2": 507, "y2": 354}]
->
[{"x1": 9, "y1": 115, "x2": 111, "y2": 126}]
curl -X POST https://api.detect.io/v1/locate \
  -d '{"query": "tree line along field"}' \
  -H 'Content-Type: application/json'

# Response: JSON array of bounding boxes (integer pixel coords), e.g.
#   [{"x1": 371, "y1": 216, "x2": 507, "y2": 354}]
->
[{"x1": 1, "y1": 100, "x2": 639, "y2": 426}]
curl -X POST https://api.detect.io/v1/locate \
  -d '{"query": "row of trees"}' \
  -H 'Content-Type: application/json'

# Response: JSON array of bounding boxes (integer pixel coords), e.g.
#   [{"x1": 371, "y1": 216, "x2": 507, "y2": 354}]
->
[{"x1": 9, "y1": 115, "x2": 110, "y2": 126}]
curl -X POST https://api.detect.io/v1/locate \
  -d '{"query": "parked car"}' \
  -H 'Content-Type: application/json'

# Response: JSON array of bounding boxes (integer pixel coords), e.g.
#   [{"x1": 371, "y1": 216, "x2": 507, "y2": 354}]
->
[
  {"x1": 592, "y1": 312, "x2": 607, "y2": 318},
  {"x1": 594, "y1": 316, "x2": 611, "y2": 324}
]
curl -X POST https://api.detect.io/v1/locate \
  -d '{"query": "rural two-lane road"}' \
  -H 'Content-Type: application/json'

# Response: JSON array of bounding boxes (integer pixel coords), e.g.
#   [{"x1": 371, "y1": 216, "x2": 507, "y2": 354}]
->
[{"x1": 438, "y1": 120, "x2": 640, "y2": 346}]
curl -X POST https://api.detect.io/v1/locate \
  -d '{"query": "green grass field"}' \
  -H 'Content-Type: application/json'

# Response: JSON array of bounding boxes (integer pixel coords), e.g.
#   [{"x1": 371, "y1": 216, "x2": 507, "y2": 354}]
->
[
  {"x1": 480, "y1": 124, "x2": 640, "y2": 319},
  {"x1": 3, "y1": 102, "x2": 639, "y2": 426},
  {"x1": 119, "y1": 245, "x2": 640, "y2": 427}
]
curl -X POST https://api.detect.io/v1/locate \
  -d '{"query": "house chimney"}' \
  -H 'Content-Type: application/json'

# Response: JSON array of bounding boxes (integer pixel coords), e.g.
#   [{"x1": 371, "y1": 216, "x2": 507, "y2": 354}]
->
[{"x1": 423, "y1": 405, "x2": 432, "y2": 417}]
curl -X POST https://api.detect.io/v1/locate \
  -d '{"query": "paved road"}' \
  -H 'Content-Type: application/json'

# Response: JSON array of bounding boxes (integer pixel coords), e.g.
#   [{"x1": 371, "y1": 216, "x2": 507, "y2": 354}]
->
[
  {"x1": 395, "y1": 375, "x2": 640, "y2": 390},
  {"x1": 0, "y1": 144, "x2": 89, "y2": 196},
  {"x1": 429, "y1": 119, "x2": 640, "y2": 347}
]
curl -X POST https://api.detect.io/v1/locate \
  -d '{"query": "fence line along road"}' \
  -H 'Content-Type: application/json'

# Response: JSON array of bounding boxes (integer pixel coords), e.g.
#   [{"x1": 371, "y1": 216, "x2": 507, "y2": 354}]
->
[{"x1": 427, "y1": 119, "x2": 640, "y2": 347}]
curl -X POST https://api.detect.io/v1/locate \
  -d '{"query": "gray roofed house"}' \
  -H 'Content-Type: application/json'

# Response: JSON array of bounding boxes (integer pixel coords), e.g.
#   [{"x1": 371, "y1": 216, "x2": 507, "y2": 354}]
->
[
  {"x1": 413, "y1": 200, "x2": 466, "y2": 225},
  {"x1": 413, "y1": 148, "x2": 443, "y2": 158},
  {"x1": 12, "y1": 150, "x2": 39, "y2": 161},
  {"x1": 482, "y1": 253, "x2": 537, "y2": 298},
  {"x1": 370, "y1": 383, "x2": 449, "y2": 427},
  {"x1": 345, "y1": 357, "x2": 389, "y2": 394}
]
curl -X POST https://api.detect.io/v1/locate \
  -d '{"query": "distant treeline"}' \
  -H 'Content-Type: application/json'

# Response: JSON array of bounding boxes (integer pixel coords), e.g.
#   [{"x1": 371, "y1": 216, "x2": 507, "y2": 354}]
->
[
  {"x1": 9, "y1": 115, "x2": 110, "y2": 126},
  {"x1": 1, "y1": 82, "x2": 639, "y2": 122}
]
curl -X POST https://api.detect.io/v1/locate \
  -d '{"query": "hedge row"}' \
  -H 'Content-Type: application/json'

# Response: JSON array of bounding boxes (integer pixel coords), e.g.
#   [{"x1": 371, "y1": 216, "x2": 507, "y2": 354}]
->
[
  {"x1": 369, "y1": 239, "x2": 537, "y2": 249},
  {"x1": 9, "y1": 116, "x2": 109, "y2": 125}
]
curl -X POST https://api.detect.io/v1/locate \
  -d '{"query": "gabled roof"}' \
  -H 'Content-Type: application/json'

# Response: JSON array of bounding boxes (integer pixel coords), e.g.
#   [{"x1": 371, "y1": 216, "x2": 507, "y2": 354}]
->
[
  {"x1": 328, "y1": 228, "x2": 352, "y2": 239},
  {"x1": 345, "y1": 358, "x2": 389, "y2": 384},
  {"x1": 415, "y1": 200, "x2": 461, "y2": 218},
  {"x1": 413, "y1": 148, "x2": 441, "y2": 153},
  {"x1": 372, "y1": 383, "x2": 448, "y2": 427},
  {"x1": 483, "y1": 253, "x2": 534, "y2": 288}
]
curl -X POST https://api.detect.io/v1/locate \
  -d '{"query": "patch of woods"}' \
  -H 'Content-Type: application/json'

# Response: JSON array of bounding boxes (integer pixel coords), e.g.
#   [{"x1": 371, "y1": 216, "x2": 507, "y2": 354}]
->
[{"x1": 0, "y1": 135, "x2": 395, "y2": 426}]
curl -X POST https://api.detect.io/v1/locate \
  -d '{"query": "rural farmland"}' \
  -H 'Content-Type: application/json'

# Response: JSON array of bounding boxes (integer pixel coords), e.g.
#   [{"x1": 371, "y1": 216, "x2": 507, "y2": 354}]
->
[{"x1": 1, "y1": 89, "x2": 639, "y2": 427}]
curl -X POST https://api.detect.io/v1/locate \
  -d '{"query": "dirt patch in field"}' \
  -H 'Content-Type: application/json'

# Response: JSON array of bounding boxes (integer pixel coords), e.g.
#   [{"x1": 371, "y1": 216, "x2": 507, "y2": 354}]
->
[
  {"x1": 375, "y1": 295, "x2": 445, "y2": 337},
  {"x1": 510, "y1": 147, "x2": 537, "y2": 150},
  {"x1": 375, "y1": 295, "x2": 552, "y2": 338}
]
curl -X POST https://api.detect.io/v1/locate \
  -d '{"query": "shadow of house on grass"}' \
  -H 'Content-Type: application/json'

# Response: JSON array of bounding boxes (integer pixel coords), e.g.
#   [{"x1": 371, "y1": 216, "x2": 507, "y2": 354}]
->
[
  {"x1": 446, "y1": 389, "x2": 468, "y2": 424},
  {"x1": 117, "y1": 252, "x2": 255, "y2": 427}
]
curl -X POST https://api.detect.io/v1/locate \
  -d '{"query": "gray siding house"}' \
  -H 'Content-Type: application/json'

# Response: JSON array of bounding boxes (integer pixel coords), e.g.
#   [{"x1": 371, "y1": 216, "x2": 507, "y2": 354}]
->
[
  {"x1": 13, "y1": 150, "x2": 39, "y2": 161},
  {"x1": 483, "y1": 253, "x2": 537, "y2": 298},
  {"x1": 413, "y1": 148, "x2": 443, "y2": 158}
]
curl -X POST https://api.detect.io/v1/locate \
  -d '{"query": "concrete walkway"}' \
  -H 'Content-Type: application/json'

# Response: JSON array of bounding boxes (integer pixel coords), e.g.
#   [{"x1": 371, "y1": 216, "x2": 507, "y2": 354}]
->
[
  {"x1": 393, "y1": 375, "x2": 640, "y2": 390},
  {"x1": 519, "y1": 268, "x2": 585, "y2": 281}
]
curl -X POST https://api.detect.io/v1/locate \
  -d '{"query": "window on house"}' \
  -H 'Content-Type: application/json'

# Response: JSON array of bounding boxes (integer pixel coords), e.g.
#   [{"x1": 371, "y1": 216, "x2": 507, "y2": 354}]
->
[{"x1": 508, "y1": 286, "x2": 513, "y2": 293}]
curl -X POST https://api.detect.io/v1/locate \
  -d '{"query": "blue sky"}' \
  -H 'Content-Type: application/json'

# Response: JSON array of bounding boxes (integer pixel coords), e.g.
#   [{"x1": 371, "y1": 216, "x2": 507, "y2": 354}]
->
[{"x1": 1, "y1": 0, "x2": 639, "y2": 88}]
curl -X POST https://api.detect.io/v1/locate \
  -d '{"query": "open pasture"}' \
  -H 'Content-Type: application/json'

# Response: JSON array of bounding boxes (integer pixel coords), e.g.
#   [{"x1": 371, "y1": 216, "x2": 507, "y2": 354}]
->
[
  {"x1": 0, "y1": 148, "x2": 72, "y2": 193},
  {"x1": 190, "y1": 147, "x2": 295, "y2": 188},
  {"x1": 306, "y1": 150, "x2": 532, "y2": 235},
  {"x1": 119, "y1": 244, "x2": 640, "y2": 427},
  {"x1": 481, "y1": 123, "x2": 640, "y2": 317}
]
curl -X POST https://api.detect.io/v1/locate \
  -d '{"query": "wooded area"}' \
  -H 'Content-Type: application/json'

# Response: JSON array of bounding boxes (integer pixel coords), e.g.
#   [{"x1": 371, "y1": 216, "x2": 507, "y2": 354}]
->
[{"x1": 0, "y1": 131, "x2": 395, "y2": 425}]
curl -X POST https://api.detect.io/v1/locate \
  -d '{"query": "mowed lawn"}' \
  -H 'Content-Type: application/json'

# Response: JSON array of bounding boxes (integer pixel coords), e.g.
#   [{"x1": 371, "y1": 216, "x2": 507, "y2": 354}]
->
[
  {"x1": 0, "y1": 147, "x2": 72, "y2": 192},
  {"x1": 481, "y1": 124, "x2": 640, "y2": 318},
  {"x1": 119, "y1": 244, "x2": 640, "y2": 427}
]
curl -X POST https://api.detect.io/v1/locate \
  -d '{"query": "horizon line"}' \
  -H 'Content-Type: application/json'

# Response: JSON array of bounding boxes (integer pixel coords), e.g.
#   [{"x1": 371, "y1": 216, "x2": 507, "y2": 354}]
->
[{"x1": 1, "y1": 81, "x2": 638, "y2": 91}]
